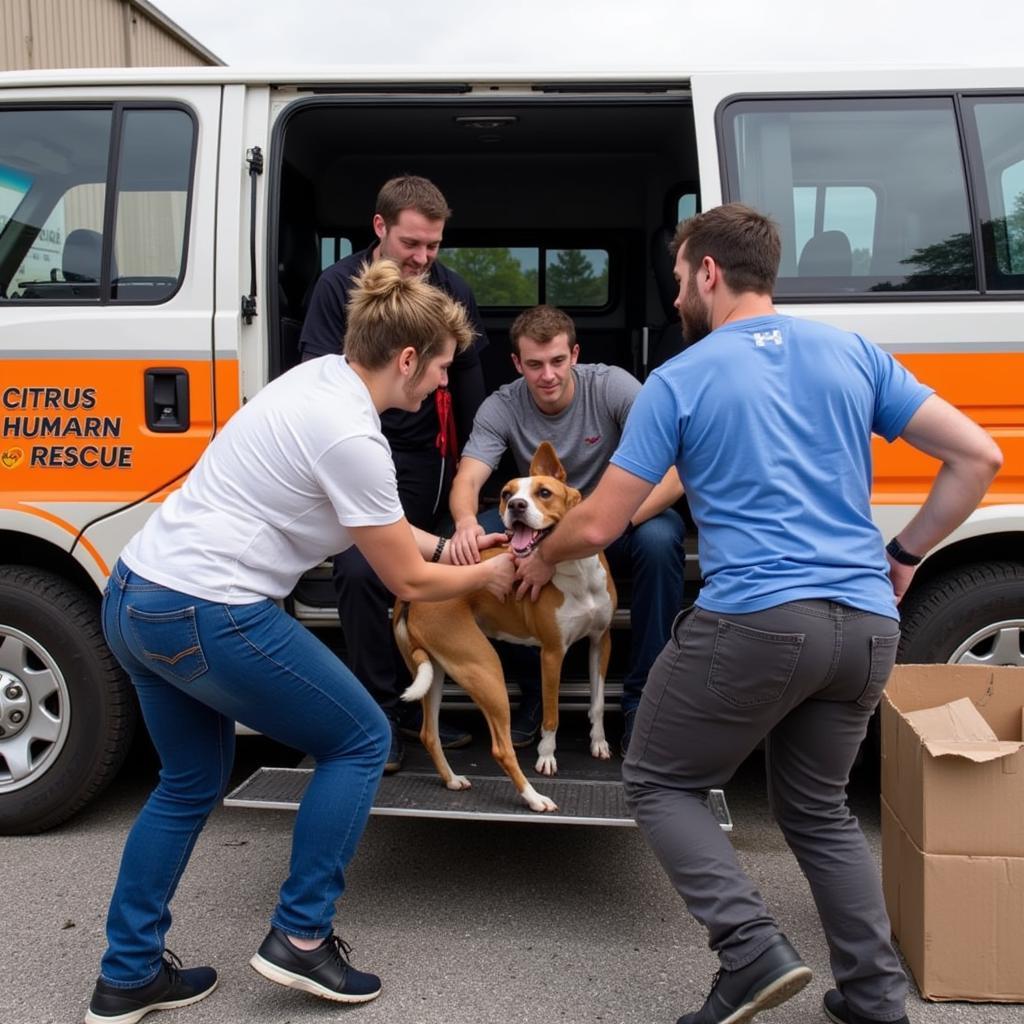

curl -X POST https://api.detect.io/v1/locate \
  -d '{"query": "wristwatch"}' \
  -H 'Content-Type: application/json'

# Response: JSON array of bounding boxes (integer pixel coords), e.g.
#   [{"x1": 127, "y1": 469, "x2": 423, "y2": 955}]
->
[{"x1": 886, "y1": 536, "x2": 923, "y2": 566}]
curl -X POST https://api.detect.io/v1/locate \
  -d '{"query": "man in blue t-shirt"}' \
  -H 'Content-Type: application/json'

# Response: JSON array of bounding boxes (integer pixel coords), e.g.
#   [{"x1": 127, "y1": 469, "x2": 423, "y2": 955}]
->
[
  {"x1": 300, "y1": 176, "x2": 489, "y2": 772},
  {"x1": 515, "y1": 204, "x2": 1002, "y2": 1024}
]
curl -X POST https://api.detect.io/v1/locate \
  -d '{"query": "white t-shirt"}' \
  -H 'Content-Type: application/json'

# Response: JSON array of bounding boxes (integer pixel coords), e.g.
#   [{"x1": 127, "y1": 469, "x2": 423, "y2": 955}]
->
[{"x1": 122, "y1": 356, "x2": 404, "y2": 603}]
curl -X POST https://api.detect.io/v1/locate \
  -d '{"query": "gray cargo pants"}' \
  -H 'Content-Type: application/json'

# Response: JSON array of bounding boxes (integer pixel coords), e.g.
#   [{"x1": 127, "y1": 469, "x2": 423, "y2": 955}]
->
[{"x1": 622, "y1": 599, "x2": 908, "y2": 1022}]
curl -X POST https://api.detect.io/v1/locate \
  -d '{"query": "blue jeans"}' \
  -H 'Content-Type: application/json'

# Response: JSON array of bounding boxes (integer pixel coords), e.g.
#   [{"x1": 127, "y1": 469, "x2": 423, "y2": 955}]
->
[
  {"x1": 479, "y1": 506, "x2": 685, "y2": 712},
  {"x1": 98, "y1": 560, "x2": 389, "y2": 987}
]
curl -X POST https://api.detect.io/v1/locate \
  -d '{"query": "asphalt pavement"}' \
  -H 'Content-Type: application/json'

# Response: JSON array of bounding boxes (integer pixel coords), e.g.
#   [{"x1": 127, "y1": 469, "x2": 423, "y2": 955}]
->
[{"x1": 1, "y1": 718, "x2": 1018, "y2": 1024}]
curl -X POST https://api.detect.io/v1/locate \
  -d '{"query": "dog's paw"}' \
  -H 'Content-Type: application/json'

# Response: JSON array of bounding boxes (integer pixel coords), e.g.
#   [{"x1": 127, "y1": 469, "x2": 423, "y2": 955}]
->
[
  {"x1": 591, "y1": 739, "x2": 611, "y2": 760},
  {"x1": 445, "y1": 775, "x2": 471, "y2": 791},
  {"x1": 521, "y1": 785, "x2": 558, "y2": 812},
  {"x1": 535, "y1": 754, "x2": 558, "y2": 777}
]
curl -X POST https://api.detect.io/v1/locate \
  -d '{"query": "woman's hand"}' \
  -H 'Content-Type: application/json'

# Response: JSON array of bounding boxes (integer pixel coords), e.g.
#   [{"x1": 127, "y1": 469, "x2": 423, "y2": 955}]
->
[{"x1": 482, "y1": 552, "x2": 516, "y2": 599}]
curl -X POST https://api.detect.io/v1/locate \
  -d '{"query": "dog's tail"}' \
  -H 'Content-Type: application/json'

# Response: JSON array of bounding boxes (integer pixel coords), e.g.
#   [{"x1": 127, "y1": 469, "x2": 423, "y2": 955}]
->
[
  {"x1": 393, "y1": 605, "x2": 435, "y2": 702},
  {"x1": 400, "y1": 650, "x2": 434, "y2": 702}
]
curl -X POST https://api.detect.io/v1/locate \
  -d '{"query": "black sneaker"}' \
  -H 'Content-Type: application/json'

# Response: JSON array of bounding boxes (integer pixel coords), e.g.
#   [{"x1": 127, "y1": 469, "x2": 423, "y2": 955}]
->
[
  {"x1": 620, "y1": 707, "x2": 637, "y2": 757},
  {"x1": 250, "y1": 927, "x2": 381, "y2": 1003},
  {"x1": 383, "y1": 720, "x2": 404, "y2": 774},
  {"x1": 510, "y1": 694, "x2": 543, "y2": 748},
  {"x1": 677, "y1": 934, "x2": 811, "y2": 1024},
  {"x1": 823, "y1": 988, "x2": 909, "y2": 1024},
  {"x1": 396, "y1": 705, "x2": 472, "y2": 749},
  {"x1": 85, "y1": 951, "x2": 217, "y2": 1024}
]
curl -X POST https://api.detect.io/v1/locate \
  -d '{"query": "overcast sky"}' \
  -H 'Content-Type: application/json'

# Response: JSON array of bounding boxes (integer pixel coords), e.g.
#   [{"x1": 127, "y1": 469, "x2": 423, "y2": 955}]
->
[{"x1": 153, "y1": 0, "x2": 1024, "y2": 70}]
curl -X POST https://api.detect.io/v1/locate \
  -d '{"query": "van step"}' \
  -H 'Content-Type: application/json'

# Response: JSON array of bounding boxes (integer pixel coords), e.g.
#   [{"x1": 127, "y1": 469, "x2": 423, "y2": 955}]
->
[{"x1": 224, "y1": 766, "x2": 732, "y2": 829}]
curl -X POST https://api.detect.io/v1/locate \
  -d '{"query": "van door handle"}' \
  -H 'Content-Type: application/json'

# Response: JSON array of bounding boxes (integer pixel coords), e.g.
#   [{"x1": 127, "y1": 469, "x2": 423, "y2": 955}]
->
[{"x1": 144, "y1": 368, "x2": 190, "y2": 432}]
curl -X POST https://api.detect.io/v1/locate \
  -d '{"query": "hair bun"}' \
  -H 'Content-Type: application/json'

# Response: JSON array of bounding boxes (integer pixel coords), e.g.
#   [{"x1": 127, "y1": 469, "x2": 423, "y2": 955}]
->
[{"x1": 351, "y1": 258, "x2": 405, "y2": 299}]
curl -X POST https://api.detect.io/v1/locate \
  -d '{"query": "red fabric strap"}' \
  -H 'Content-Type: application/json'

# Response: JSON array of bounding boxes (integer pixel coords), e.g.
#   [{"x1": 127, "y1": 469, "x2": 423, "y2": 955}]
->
[{"x1": 434, "y1": 387, "x2": 458, "y2": 459}]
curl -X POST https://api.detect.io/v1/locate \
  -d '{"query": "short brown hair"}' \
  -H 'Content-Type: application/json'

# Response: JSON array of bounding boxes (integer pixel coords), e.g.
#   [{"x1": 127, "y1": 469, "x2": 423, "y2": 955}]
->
[
  {"x1": 375, "y1": 176, "x2": 452, "y2": 226},
  {"x1": 671, "y1": 203, "x2": 780, "y2": 295},
  {"x1": 344, "y1": 260, "x2": 473, "y2": 383},
  {"x1": 508, "y1": 304, "x2": 577, "y2": 356}
]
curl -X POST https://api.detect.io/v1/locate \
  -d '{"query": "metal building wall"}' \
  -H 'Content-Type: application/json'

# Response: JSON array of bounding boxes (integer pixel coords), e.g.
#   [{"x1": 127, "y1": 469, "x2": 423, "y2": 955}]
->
[{"x1": 0, "y1": 0, "x2": 220, "y2": 70}]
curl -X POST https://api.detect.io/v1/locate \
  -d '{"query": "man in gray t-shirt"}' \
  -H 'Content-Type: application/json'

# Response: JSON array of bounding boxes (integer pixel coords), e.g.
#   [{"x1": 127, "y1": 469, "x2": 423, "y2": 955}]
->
[{"x1": 449, "y1": 305, "x2": 686, "y2": 755}]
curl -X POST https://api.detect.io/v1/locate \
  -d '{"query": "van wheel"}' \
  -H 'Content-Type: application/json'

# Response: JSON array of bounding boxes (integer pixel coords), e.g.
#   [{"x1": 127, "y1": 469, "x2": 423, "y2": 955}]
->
[
  {"x1": 0, "y1": 567, "x2": 135, "y2": 834},
  {"x1": 897, "y1": 561, "x2": 1024, "y2": 666}
]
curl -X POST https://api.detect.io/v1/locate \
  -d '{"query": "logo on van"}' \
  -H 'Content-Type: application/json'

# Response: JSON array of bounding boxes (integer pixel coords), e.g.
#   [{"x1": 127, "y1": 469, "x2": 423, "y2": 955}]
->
[{"x1": 1, "y1": 446, "x2": 24, "y2": 469}]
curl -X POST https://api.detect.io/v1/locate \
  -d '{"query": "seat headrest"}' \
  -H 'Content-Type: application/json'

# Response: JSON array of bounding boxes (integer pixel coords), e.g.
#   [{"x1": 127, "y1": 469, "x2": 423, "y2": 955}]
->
[
  {"x1": 798, "y1": 230, "x2": 853, "y2": 277},
  {"x1": 62, "y1": 228, "x2": 105, "y2": 283},
  {"x1": 650, "y1": 226, "x2": 680, "y2": 321}
]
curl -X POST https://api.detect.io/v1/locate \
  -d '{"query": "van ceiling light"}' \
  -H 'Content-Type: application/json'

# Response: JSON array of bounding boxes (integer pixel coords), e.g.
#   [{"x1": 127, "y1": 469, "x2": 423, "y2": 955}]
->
[{"x1": 454, "y1": 115, "x2": 519, "y2": 130}]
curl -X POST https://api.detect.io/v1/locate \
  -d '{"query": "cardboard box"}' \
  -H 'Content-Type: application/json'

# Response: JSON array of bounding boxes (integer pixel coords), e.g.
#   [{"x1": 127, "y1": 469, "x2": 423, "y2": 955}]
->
[
  {"x1": 881, "y1": 665, "x2": 1024, "y2": 857},
  {"x1": 881, "y1": 797, "x2": 1024, "y2": 1001},
  {"x1": 880, "y1": 664, "x2": 1024, "y2": 1001}
]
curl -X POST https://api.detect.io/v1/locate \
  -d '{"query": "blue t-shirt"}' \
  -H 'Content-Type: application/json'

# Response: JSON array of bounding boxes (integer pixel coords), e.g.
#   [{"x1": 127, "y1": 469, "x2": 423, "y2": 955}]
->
[{"x1": 610, "y1": 314, "x2": 933, "y2": 618}]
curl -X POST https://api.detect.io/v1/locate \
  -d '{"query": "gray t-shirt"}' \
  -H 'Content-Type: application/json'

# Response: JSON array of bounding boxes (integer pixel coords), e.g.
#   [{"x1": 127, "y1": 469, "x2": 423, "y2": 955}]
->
[{"x1": 462, "y1": 363, "x2": 641, "y2": 495}]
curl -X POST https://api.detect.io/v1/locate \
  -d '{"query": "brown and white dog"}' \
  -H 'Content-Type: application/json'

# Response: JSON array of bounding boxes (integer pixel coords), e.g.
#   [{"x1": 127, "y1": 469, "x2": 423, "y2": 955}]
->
[{"x1": 392, "y1": 442, "x2": 617, "y2": 812}]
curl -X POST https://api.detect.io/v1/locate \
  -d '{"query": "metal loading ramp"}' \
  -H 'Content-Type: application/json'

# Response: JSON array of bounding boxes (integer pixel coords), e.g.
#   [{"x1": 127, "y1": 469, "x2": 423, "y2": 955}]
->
[{"x1": 225, "y1": 718, "x2": 732, "y2": 829}]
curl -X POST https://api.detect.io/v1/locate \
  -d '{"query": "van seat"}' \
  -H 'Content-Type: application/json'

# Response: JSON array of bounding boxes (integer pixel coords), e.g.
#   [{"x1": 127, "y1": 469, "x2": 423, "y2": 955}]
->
[{"x1": 798, "y1": 230, "x2": 852, "y2": 276}]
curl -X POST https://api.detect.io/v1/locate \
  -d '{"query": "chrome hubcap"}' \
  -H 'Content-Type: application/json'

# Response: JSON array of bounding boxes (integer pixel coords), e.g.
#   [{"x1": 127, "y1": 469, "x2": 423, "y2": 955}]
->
[
  {"x1": 947, "y1": 619, "x2": 1024, "y2": 667},
  {"x1": 0, "y1": 627, "x2": 71, "y2": 793}
]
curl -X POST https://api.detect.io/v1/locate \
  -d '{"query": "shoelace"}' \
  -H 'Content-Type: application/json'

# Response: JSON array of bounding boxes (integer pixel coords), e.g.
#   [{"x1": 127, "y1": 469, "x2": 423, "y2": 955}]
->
[
  {"x1": 323, "y1": 934, "x2": 354, "y2": 967},
  {"x1": 160, "y1": 949, "x2": 184, "y2": 983}
]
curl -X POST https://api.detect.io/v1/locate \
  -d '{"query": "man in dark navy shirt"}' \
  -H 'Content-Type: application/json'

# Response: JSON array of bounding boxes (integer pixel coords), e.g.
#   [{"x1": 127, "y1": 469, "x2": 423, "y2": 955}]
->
[{"x1": 300, "y1": 176, "x2": 488, "y2": 772}]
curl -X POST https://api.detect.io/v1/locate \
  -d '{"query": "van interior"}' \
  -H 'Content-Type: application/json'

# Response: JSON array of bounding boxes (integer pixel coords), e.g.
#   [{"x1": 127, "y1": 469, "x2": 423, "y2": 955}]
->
[{"x1": 272, "y1": 92, "x2": 700, "y2": 390}]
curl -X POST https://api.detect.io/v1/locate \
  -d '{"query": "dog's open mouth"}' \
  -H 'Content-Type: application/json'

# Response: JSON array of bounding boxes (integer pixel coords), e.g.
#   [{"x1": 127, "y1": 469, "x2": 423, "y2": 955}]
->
[{"x1": 506, "y1": 523, "x2": 552, "y2": 557}]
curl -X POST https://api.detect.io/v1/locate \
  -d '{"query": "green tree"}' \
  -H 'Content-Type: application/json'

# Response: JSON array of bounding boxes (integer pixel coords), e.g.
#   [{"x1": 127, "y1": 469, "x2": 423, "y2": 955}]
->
[
  {"x1": 546, "y1": 249, "x2": 607, "y2": 307},
  {"x1": 442, "y1": 247, "x2": 536, "y2": 306}
]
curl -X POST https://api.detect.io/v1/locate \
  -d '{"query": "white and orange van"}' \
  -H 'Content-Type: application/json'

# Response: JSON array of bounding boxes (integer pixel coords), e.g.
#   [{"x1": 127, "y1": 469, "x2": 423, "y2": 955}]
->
[{"x1": 1, "y1": 66, "x2": 1021, "y2": 831}]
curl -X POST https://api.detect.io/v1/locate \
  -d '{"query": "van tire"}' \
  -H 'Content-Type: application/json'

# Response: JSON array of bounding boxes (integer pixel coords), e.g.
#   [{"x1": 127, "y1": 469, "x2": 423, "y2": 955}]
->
[
  {"x1": 0, "y1": 567, "x2": 135, "y2": 834},
  {"x1": 896, "y1": 561, "x2": 1024, "y2": 666}
]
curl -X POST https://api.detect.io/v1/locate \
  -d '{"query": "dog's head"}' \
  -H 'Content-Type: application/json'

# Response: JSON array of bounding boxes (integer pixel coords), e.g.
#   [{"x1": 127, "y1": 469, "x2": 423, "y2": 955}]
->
[{"x1": 499, "y1": 441, "x2": 582, "y2": 557}]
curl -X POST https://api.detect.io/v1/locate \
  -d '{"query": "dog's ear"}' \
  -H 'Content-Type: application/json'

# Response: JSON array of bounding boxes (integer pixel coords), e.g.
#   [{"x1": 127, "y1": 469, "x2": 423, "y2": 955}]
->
[
  {"x1": 530, "y1": 440, "x2": 566, "y2": 481},
  {"x1": 565, "y1": 486, "x2": 583, "y2": 509}
]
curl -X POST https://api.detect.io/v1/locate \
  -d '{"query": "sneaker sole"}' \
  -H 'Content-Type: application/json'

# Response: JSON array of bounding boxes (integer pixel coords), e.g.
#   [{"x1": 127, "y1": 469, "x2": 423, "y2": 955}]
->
[
  {"x1": 718, "y1": 964, "x2": 813, "y2": 1024},
  {"x1": 249, "y1": 953, "x2": 381, "y2": 1003},
  {"x1": 83, "y1": 979, "x2": 217, "y2": 1024}
]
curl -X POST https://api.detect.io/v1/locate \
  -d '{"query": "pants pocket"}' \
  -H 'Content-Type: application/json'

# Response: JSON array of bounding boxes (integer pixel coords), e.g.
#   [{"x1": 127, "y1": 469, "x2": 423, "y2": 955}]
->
[
  {"x1": 707, "y1": 619, "x2": 805, "y2": 708},
  {"x1": 857, "y1": 632, "x2": 900, "y2": 710},
  {"x1": 126, "y1": 605, "x2": 209, "y2": 684}
]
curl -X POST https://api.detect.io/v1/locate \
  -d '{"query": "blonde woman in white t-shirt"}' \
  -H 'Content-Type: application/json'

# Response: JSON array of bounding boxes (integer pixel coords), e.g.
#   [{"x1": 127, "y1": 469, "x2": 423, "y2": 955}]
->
[{"x1": 85, "y1": 261, "x2": 515, "y2": 1024}]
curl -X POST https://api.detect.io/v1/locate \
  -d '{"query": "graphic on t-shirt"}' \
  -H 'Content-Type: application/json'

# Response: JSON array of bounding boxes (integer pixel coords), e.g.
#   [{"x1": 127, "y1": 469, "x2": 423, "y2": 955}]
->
[{"x1": 753, "y1": 329, "x2": 783, "y2": 348}]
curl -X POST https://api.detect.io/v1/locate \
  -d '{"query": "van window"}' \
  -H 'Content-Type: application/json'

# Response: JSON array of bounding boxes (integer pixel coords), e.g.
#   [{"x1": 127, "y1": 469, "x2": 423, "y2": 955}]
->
[
  {"x1": 443, "y1": 246, "x2": 538, "y2": 306},
  {"x1": 722, "y1": 97, "x2": 976, "y2": 295},
  {"x1": 677, "y1": 192, "x2": 699, "y2": 221},
  {"x1": 0, "y1": 106, "x2": 194, "y2": 305},
  {"x1": 110, "y1": 109, "x2": 193, "y2": 302},
  {"x1": 442, "y1": 246, "x2": 609, "y2": 308},
  {"x1": 964, "y1": 96, "x2": 1024, "y2": 287},
  {"x1": 320, "y1": 236, "x2": 353, "y2": 270},
  {"x1": 0, "y1": 108, "x2": 112, "y2": 300}
]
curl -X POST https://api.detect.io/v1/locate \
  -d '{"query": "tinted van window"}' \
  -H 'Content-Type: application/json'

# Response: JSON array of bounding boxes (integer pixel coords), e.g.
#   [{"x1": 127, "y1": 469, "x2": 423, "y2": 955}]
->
[
  {"x1": 722, "y1": 97, "x2": 976, "y2": 295},
  {"x1": 965, "y1": 96, "x2": 1024, "y2": 288},
  {"x1": 0, "y1": 106, "x2": 194, "y2": 305}
]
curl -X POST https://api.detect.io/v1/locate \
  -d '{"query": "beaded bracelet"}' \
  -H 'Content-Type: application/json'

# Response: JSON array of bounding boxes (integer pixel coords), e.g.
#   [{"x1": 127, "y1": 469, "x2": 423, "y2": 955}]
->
[{"x1": 430, "y1": 536, "x2": 447, "y2": 563}]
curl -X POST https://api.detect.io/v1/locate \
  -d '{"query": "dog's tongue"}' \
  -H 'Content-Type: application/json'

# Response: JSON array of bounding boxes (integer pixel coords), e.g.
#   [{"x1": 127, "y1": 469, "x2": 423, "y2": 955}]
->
[{"x1": 509, "y1": 524, "x2": 538, "y2": 555}]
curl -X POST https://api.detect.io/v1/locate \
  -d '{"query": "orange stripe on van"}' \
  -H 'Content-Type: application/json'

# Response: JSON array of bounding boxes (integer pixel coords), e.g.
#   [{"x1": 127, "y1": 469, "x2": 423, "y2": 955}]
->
[
  {"x1": 874, "y1": 352, "x2": 1023, "y2": 504},
  {"x1": 0, "y1": 501, "x2": 110, "y2": 576}
]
